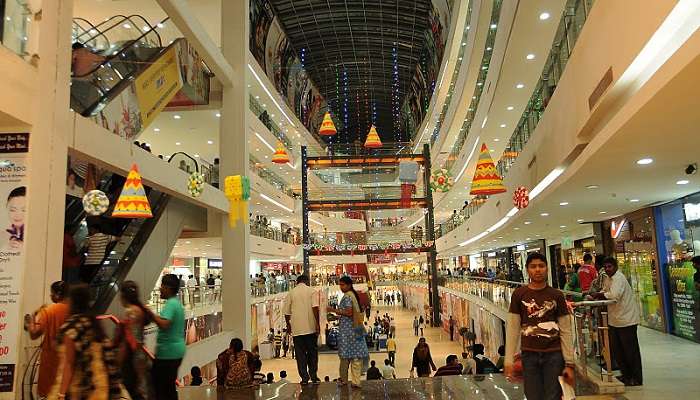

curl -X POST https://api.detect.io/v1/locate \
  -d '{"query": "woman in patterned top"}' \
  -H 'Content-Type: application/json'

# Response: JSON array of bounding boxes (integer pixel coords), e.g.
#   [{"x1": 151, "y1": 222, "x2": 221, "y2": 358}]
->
[
  {"x1": 51, "y1": 284, "x2": 123, "y2": 400},
  {"x1": 118, "y1": 281, "x2": 151, "y2": 400},
  {"x1": 327, "y1": 276, "x2": 369, "y2": 388}
]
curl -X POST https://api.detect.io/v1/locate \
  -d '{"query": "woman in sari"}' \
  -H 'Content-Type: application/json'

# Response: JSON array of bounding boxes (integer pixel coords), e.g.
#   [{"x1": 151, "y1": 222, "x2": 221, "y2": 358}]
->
[
  {"x1": 327, "y1": 276, "x2": 368, "y2": 388},
  {"x1": 119, "y1": 281, "x2": 150, "y2": 399}
]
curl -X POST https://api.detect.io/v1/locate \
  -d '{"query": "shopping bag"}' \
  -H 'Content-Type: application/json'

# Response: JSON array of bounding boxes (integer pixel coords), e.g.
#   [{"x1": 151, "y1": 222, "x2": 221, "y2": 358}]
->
[{"x1": 559, "y1": 376, "x2": 575, "y2": 400}]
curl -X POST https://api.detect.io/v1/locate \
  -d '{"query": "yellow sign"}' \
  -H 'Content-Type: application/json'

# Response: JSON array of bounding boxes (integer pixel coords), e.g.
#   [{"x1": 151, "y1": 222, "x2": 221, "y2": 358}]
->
[{"x1": 134, "y1": 46, "x2": 183, "y2": 128}]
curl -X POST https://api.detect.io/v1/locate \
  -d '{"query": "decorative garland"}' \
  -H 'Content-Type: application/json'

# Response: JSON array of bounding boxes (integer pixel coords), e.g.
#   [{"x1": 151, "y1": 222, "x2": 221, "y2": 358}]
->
[
  {"x1": 430, "y1": 168, "x2": 454, "y2": 193},
  {"x1": 513, "y1": 186, "x2": 529, "y2": 209},
  {"x1": 303, "y1": 241, "x2": 434, "y2": 252},
  {"x1": 82, "y1": 190, "x2": 110, "y2": 216},
  {"x1": 187, "y1": 172, "x2": 205, "y2": 197}
]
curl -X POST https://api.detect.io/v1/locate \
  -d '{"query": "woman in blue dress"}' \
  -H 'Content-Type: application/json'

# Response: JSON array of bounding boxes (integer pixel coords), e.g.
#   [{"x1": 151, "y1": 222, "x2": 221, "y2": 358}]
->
[{"x1": 327, "y1": 276, "x2": 368, "y2": 388}]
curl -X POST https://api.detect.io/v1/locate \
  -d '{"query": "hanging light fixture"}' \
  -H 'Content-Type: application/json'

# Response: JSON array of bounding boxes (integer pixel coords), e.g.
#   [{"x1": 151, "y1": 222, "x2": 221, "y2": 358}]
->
[
  {"x1": 319, "y1": 111, "x2": 337, "y2": 136},
  {"x1": 364, "y1": 125, "x2": 382, "y2": 148},
  {"x1": 271, "y1": 142, "x2": 290, "y2": 164}
]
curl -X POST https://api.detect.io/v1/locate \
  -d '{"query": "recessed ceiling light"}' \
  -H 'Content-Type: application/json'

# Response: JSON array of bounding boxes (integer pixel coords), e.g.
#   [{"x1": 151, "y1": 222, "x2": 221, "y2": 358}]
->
[
  {"x1": 514, "y1": 227, "x2": 520, "y2": 230},
  {"x1": 539, "y1": 12, "x2": 551, "y2": 20},
  {"x1": 194, "y1": 154, "x2": 200, "y2": 158},
  {"x1": 185, "y1": 241, "x2": 191, "y2": 244},
  {"x1": 500, "y1": 124, "x2": 506, "y2": 128},
  {"x1": 540, "y1": 213, "x2": 549, "y2": 216},
  {"x1": 175, "y1": 142, "x2": 181, "y2": 146},
  {"x1": 493, "y1": 138, "x2": 500, "y2": 142},
  {"x1": 490, "y1": 23, "x2": 497, "y2": 29},
  {"x1": 636, "y1": 158, "x2": 653, "y2": 165},
  {"x1": 207, "y1": 140, "x2": 214, "y2": 144},
  {"x1": 586, "y1": 184, "x2": 599, "y2": 189},
  {"x1": 629, "y1": 198, "x2": 640, "y2": 203},
  {"x1": 676, "y1": 180, "x2": 690, "y2": 185},
  {"x1": 560, "y1": 225, "x2": 566, "y2": 228},
  {"x1": 526, "y1": 54, "x2": 535, "y2": 60},
  {"x1": 255, "y1": 95, "x2": 260, "y2": 99},
  {"x1": 516, "y1": 83, "x2": 525, "y2": 89},
  {"x1": 153, "y1": 128, "x2": 160, "y2": 132},
  {"x1": 506, "y1": 106, "x2": 514, "y2": 111},
  {"x1": 559, "y1": 202, "x2": 569, "y2": 206},
  {"x1": 577, "y1": 219, "x2": 584, "y2": 223},
  {"x1": 216, "y1": 113, "x2": 221, "y2": 117},
  {"x1": 173, "y1": 115, "x2": 181, "y2": 119},
  {"x1": 524, "y1": 221, "x2": 532, "y2": 225},
  {"x1": 599, "y1": 211, "x2": 607, "y2": 214}
]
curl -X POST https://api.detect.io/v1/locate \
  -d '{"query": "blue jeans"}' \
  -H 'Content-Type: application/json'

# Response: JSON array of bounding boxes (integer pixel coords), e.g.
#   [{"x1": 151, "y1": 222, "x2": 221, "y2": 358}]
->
[{"x1": 521, "y1": 351, "x2": 564, "y2": 400}]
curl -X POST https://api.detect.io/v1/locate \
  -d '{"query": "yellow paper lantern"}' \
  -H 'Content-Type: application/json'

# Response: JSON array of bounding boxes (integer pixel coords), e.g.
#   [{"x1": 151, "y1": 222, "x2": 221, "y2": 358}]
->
[{"x1": 224, "y1": 175, "x2": 243, "y2": 227}]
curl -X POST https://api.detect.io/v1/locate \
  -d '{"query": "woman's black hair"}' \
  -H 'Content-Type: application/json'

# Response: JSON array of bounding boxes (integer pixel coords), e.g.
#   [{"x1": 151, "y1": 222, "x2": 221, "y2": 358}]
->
[
  {"x1": 120, "y1": 280, "x2": 153, "y2": 325},
  {"x1": 7, "y1": 186, "x2": 26, "y2": 202},
  {"x1": 68, "y1": 284, "x2": 105, "y2": 340},
  {"x1": 50, "y1": 281, "x2": 67, "y2": 299},
  {"x1": 339, "y1": 275, "x2": 363, "y2": 312},
  {"x1": 190, "y1": 366, "x2": 201, "y2": 377},
  {"x1": 231, "y1": 338, "x2": 243, "y2": 353}
]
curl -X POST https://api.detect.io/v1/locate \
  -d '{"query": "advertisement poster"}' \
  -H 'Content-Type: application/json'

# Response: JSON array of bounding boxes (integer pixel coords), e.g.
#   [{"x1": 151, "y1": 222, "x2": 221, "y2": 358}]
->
[
  {"x1": 667, "y1": 261, "x2": 700, "y2": 342},
  {"x1": 134, "y1": 46, "x2": 183, "y2": 129},
  {"x1": 0, "y1": 133, "x2": 29, "y2": 392}
]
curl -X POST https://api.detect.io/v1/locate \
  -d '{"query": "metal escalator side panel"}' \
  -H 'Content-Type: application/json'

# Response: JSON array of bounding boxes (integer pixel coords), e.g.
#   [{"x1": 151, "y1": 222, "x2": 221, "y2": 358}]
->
[{"x1": 90, "y1": 191, "x2": 171, "y2": 313}]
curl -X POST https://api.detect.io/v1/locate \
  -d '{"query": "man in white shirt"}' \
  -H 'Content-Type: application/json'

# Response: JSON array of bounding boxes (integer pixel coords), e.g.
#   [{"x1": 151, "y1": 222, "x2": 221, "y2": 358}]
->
[
  {"x1": 186, "y1": 274, "x2": 197, "y2": 306},
  {"x1": 283, "y1": 275, "x2": 320, "y2": 384},
  {"x1": 592, "y1": 257, "x2": 643, "y2": 386},
  {"x1": 380, "y1": 359, "x2": 396, "y2": 379}
]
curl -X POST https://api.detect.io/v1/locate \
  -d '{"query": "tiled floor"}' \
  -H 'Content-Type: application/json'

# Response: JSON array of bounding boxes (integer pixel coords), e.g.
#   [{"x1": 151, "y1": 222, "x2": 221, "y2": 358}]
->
[{"x1": 205, "y1": 305, "x2": 700, "y2": 400}]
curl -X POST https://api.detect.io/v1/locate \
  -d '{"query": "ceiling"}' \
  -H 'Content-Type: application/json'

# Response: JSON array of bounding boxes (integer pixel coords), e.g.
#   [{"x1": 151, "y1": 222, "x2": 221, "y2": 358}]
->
[{"x1": 269, "y1": 0, "x2": 432, "y2": 142}]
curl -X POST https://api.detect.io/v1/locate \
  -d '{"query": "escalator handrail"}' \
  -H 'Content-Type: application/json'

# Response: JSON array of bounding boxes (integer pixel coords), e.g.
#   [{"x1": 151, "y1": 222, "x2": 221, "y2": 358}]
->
[
  {"x1": 73, "y1": 14, "x2": 161, "y2": 51},
  {"x1": 168, "y1": 152, "x2": 200, "y2": 173},
  {"x1": 72, "y1": 17, "x2": 111, "y2": 49},
  {"x1": 90, "y1": 191, "x2": 172, "y2": 313},
  {"x1": 76, "y1": 37, "x2": 185, "y2": 117},
  {"x1": 72, "y1": 16, "x2": 166, "y2": 79}
]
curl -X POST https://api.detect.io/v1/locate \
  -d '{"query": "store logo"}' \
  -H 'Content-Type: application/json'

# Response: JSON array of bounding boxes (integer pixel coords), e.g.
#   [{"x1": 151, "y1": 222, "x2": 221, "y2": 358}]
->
[{"x1": 611, "y1": 218, "x2": 627, "y2": 239}]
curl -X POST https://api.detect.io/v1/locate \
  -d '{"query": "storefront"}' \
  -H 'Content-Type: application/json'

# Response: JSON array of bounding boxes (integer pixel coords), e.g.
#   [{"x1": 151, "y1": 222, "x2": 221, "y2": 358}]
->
[
  {"x1": 654, "y1": 191, "x2": 700, "y2": 342},
  {"x1": 603, "y1": 208, "x2": 665, "y2": 332}
]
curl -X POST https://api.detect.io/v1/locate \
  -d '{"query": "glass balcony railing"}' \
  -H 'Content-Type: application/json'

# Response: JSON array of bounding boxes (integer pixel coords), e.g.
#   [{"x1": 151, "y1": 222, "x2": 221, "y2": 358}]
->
[
  {"x1": 444, "y1": 0, "x2": 503, "y2": 171},
  {"x1": 429, "y1": 1, "x2": 474, "y2": 145},
  {"x1": 249, "y1": 154, "x2": 296, "y2": 198},
  {"x1": 250, "y1": 219, "x2": 301, "y2": 244},
  {"x1": 250, "y1": 275, "x2": 367, "y2": 298},
  {"x1": 1, "y1": 0, "x2": 34, "y2": 60},
  {"x1": 435, "y1": 0, "x2": 594, "y2": 239},
  {"x1": 249, "y1": 94, "x2": 294, "y2": 151}
]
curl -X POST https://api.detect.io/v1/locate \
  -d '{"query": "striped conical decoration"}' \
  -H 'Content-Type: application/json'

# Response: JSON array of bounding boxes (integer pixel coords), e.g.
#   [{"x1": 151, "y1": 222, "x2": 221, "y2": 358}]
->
[
  {"x1": 469, "y1": 143, "x2": 507, "y2": 196},
  {"x1": 319, "y1": 112, "x2": 337, "y2": 136},
  {"x1": 364, "y1": 125, "x2": 382, "y2": 148},
  {"x1": 271, "y1": 142, "x2": 290, "y2": 164},
  {"x1": 112, "y1": 163, "x2": 152, "y2": 218}
]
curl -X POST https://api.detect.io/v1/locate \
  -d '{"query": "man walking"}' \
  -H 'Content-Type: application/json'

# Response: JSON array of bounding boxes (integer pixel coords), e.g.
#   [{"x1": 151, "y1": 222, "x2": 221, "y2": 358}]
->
[
  {"x1": 591, "y1": 257, "x2": 643, "y2": 386},
  {"x1": 283, "y1": 275, "x2": 321, "y2": 384},
  {"x1": 578, "y1": 253, "x2": 598, "y2": 292},
  {"x1": 448, "y1": 315, "x2": 455, "y2": 341},
  {"x1": 413, "y1": 316, "x2": 419, "y2": 336},
  {"x1": 505, "y1": 253, "x2": 574, "y2": 400}
]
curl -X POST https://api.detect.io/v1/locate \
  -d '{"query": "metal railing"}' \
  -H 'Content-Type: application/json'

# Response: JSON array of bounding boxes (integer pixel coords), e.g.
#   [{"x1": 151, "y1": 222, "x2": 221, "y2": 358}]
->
[
  {"x1": 249, "y1": 155, "x2": 296, "y2": 198},
  {"x1": 249, "y1": 94, "x2": 294, "y2": 151},
  {"x1": 250, "y1": 221, "x2": 301, "y2": 244},
  {"x1": 250, "y1": 275, "x2": 367, "y2": 298},
  {"x1": 149, "y1": 284, "x2": 222, "y2": 313},
  {"x1": 2, "y1": 0, "x2": 34, "y2": 60}
]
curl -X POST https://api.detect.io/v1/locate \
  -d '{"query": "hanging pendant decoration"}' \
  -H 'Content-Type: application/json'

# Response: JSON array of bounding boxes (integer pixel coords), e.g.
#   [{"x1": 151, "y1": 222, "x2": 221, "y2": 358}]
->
[
  {"x1": 469, "y1": 143, "x2": 507, "y2": 196},
  {"x1": 82, "y1": 190, "x2": 110, "y2": 216},
  {"x1": 271, "y1": 142, "x2": 290, "y2": 164},
  {"x1": 364, "y1": 125, "x2": 382, "y2": 148},
  {"x1": 513, "y1": 186, "x2": 529, "y2": 209},
  {"x1": 187, "y1": 172, "x2": 205, "y2": 198},
  {"x1": 319, "y1": 112, "x2": 337, "y2": 136},
  {"x1": 112, "y1": 164, "x2": 152, "y2": 218},
  {"x1": 241, "y1": 175, "x2": 251, "y2": 219},
  {"x1": 224, "y1": 175, "x2": 243, "y2": 227},
  {"x1": 430, "y1": 168, "x2": 454, "y2": 193}
]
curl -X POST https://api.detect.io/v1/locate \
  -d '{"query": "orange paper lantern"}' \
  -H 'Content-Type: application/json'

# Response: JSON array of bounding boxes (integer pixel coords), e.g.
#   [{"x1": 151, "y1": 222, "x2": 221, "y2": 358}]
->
[
  {"x1": 271, "y1": 142, "x2": 290, "y2": 164},
  {"x1": 364, "y1": 125, "x2": 382, "y2": 148},
  {"x1": 469, "y1": 143, "x2": 507, "y2": 196},
  {"x1": 319, "y1": 112, "x2": 337, "y2": 136}
]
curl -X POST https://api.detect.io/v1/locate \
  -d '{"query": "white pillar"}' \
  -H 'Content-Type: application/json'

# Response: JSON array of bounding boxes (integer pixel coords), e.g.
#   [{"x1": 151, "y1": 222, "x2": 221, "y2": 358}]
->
[
  {"x1": 13, "y1": 0, "x2": 72, "y2": 397},
  {"x1": 220, "y1": 0, "x2": 251, "y2": 345}
]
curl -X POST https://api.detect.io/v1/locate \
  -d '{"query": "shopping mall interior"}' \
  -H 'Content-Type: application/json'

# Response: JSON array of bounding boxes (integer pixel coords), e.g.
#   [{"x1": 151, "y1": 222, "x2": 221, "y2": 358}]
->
[{"x1": 1, "y1": 0, "x2": 700, "y2": 399}]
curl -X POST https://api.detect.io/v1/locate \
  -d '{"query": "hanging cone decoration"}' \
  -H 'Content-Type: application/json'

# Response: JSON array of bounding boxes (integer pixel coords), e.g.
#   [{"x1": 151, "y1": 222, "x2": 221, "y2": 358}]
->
[
  {"x1": 271, "y1": 142, "x2": 290, "y2": 164},
  {"x1": 319, "y1": 112, "x2": 337, "y2": 136},
  {"x1": 112, "y1": 164, "x2": 152, "y2": 218},
  {"x1": 469, "y1": 143, "x2": 507, "y2": 196},
  {"x1": 364, "y1": 125, "x2": 382, "y2": 148}
]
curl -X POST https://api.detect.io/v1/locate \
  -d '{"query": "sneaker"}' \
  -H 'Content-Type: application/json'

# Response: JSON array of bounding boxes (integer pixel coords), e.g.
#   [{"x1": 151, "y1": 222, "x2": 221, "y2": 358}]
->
[
  {"x1": 311, "y1": 378, "x2": 321, "y2": 385},
  {"x1": 300, "y1": 380, "x2": 310, "y2": 385}
]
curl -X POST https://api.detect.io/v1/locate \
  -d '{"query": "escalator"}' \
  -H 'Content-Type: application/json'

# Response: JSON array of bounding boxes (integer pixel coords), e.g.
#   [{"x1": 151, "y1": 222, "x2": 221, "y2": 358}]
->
[{"x1": 71, "y1": 14, "x2": 211, "y2": 140}]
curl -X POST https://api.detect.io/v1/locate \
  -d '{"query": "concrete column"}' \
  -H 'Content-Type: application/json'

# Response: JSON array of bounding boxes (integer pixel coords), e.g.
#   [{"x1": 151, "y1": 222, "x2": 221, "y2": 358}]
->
[
  {"x1": 220, "y1": 0, "x2": 251, "y2": 345},
  {"x1": 13, "y1": 0, "x2": 73, "y2": 397}
]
